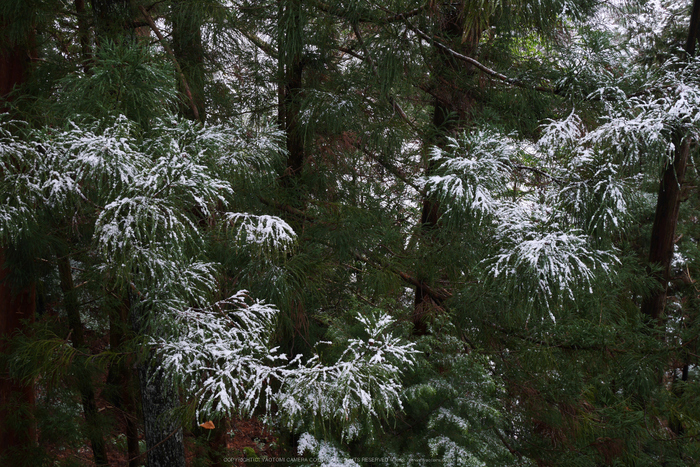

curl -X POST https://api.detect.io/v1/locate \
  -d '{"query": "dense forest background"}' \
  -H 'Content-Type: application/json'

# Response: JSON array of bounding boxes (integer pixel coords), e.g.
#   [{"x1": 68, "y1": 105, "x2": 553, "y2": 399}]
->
[{"x1": 2, "y1": 0, "x2": 700, "y2": 465}]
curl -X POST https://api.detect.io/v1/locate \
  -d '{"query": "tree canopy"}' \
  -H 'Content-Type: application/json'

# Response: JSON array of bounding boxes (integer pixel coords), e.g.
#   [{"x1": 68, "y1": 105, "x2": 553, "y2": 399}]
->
[{"x1": 2, "y1": 0, "x2": 700, "y2": 466}]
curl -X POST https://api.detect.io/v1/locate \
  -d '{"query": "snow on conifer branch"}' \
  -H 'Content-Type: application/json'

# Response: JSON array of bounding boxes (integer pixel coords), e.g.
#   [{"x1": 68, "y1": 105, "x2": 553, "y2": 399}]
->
[
  {"x1": 155, "y1": 300, "x2": 417, "y2": 435},
  {"x1": 488, "y1": 201, "x2": 618, "y2": 314},
  {"x1": 296, "y1": 433, "x2": 359, "y2": 467},
  {"x1": 223, "y1": 213, "x2": 296, "y2": 256},
  {"x1": 148, "y1": 118, "x2": 285, "y2": 180},
  {"x1": 276, "y1": 310, "x2": 418, "y2": 440},
  {"x1": 538, "y1": 110, "x2": 585, "y2": 157},
  {"x1": 0, "y1": 121, "x2": 41, "y2": 244},
  {"x1": 422, "y1": 130, "x2": 516, "y2": 218},
  {"x1": 581, "y1": 56, "x2": 700, "y2": 169},
  {"x1": 554, "y1": 161, "x2": 639, "y2": 233},
  {"x1": 153, "y1": 291, "x2": 286, "y2": 419}
]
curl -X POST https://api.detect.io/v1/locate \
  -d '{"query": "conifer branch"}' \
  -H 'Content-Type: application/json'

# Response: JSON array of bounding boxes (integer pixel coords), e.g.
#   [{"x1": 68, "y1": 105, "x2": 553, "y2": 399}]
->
[
  {"x1": 239, "y1": 29, "x2": 277, "y2": 58},
  {"x1": 395, "y1": 16, "x2": 563, "y2": 96},
  {"x1": 513, "y1": 164, "x2": 564, "y2": 185},
  {"x1": 396, "y1": 270, "x2": 452, "y2": 302},
  {"x1": 484, "y1": 320, "x2": 679, "y2": 354},
  {"x1": 353, "y1": 142, "x2": 424, "y2": 194},
  {"x1": 257, "y1": 196, "x2": 315, "y2": 222},
  {"x1": 313, "y1": 1, "x2": 426, "y2": 24},
  {"x1": 138, "y1": 5, "x2": 200, "y2": 121},
  {"x1": 337, "y1": 47, "x2": 365, "y2": 61},
  {"x1": 353, "y1": 250, "x2": 452, "y2": 303},
  {"x1": 351, "y1": 23, "x2": 415, "y2": 129},
  {"x1": 288, "y1": 226, "x2": 452, "y2": 304},
  {"x1": 321, "y1": 3, "x2": 567, "y2": 97}
]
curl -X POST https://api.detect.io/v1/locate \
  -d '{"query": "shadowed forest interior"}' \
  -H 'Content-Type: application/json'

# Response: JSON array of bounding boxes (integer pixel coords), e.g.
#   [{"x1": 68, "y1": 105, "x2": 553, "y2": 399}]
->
[{"x1": 2, "y1": 0, "x2": 700, "y2": 465}]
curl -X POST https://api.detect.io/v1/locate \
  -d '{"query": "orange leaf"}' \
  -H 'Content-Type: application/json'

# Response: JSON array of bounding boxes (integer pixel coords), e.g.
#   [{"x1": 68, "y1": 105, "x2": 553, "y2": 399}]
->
[{"x1": 199, "y1": 421, "x2": 215, "y2": 430}]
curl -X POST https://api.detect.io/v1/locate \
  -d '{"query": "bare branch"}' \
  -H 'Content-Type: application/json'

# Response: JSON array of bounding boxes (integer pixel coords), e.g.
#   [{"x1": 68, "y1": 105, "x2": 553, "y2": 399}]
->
[{"x1": 391, "y1": 14, "x2": 563, "y2": 96}]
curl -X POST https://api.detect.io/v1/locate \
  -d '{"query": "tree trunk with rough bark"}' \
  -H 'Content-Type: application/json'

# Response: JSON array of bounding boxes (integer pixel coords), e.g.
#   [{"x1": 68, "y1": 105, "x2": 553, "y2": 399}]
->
[
  {"x1": 642, "y1": 0, "x2": 700, "y2": 322},
  {"x1": 137, "y1": 360, "x2": 186, "y2": 467},
  {"x1": 56, "y1": 253, "x2": 108, "y2": 466},
  {"x1": 74, "y1": 0, "x2": 92, "y2": 73},
  {"x1": 106, "y1": 297, "x2": 140, "y2": 467},
  {"x1": 279, "y1": 0, "x2": 305, "y2": 184},
  {"x1": 641, "y1": 138, "x2": 691, "y2": 322},
  {"x1": 131, "y1": 298, "x2": 186, "y2": 467},
  {"x1": 0, "y1": 26, "x2": 37, "y2": 465},
  {"x1": 172, "y1": 0, "x2": 206, "y2": 122},
  {"x1": 413, "y1": 3, "x2": 478, "y2": 335},
  {"x1": 0, "y1": 253, "x2": 36, "y2": 464}
]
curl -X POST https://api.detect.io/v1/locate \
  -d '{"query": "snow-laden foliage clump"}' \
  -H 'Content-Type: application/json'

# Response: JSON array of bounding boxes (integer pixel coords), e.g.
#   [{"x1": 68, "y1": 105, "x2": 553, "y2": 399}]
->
[
  {"x1": 223, "y1": 212, "x2": 296, "y2": 255},
  {"x1": 0, "y1": 115, "x2": 283, "y2": 291},
  {"x1": 422, "y1": 130, "x2": 516, "y2": 219},
  {"x1": 538, "y1": 56, "x2": 700, "y2": 237},
  {"x1": 424, "y1": 125, "x2": 621, "y2": 316},
  {"x1": 426, "y1": 54, "x2": 700, "y2": 317},
  {"x1": 428, "y1": 436, "x2": 486, "y2": 467},
  {"x1": 546, "y1": 57, "x2": 700, "y2": 173},
  {"x1": 0, "y1": 113, "x2": 420, "y2": 450},
  {"x1": 146, "y1": 117, "x2": 284, "y2": 178},
  {"x1": 277, "y1": 311, "x2": 418, "y2": 440},
  {"x1": 153, "y1": 291, "x2": 286, "y2": 418},
  {"x1": 488, "y1": 200, "x2": 618, "y2": 315},
  {"x1": 538, "y1": 110, "x2": 585, "y2": 154},
  {"x1": 155, "y1": 298, "x2": 417, "y2": 435}
]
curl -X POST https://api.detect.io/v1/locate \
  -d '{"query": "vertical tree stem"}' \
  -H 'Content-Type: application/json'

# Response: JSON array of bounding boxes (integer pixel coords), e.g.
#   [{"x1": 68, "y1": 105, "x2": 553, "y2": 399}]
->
[
  {"x1": 138, "y1": 5, "x2": 200, "y2": 121},
  {"x1": 57, "y1": 254, "x2": 109, "y2": 466}
]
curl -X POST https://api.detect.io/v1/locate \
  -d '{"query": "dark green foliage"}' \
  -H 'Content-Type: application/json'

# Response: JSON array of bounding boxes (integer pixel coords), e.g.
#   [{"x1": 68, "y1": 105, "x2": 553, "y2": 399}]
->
[{"x1": 4, "y1": 0, "x2": 700, "y2": 466}]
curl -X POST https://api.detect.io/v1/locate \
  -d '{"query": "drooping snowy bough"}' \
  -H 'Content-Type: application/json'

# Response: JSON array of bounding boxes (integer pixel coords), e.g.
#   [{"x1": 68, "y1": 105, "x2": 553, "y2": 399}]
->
[{"x1": 155, "y1": 296, "x2": 418, "y2": 437}]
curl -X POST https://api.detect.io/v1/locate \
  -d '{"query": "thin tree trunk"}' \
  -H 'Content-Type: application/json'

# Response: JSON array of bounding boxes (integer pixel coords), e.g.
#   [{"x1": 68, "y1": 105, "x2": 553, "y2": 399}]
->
[
  {"x1": 277, "y1": 0, "x2": 286, "y2": 131},
  {"x1": 686, "y1": 0, "x2": 700, "y2": 56},
  {"x1": 130, "y1": 297, "x2": 186, "y2": 467},
  {"x1": 137, "y1": 360, "x2": 185, "y2": 467},
  {"x1": 0, "y1": 28, "x2": 37, "y2": 464},
  {"x1": 641, "y1": 138, "x2": 691, "y2": 321},
  {"x1": 74, "y1": 0, "x2": 92, "y2": 73},
  {"x1": 171, "y1": 0, "x2": 206, "y2": 122},
  {"x1": 56, "y1": 254, "x2": 109, "y2": 466},
  {"x1": 0, "y1": 251, "x2": 36, "y2": 463},
  {"x1": 642, "y1": 0, "x2": 700, "y2": 322},
  {"x1": 138, "y1": 5, "x2": 200, "y2": 122},
  {"x1": 279, "y1": 0, "x2": 305, "y2": 184},
  {"x1": 106, "y1": 298, "x2": 140, "y2": 467},
  {"x1": 413, "y1": 3, "x2": 478, "y2": 334}
]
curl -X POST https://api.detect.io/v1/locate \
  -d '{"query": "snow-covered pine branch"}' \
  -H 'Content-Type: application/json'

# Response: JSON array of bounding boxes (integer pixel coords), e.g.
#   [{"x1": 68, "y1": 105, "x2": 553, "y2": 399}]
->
[
  {"x1": 422, "y1": 130, "x2": 516, "y2": 221},
  {"x1": 417, "y1": 123, "x2": 622, "y2": 317},
  {"x1": 538, "y1": 55, "x2": 700, "y2": 236},
  {"x1": 583, "y1": 56, "x2": 700, "y2": 170},
  {"x1": 488, "y1": 200, "x2": 618, "y2": 317},
  {"x1": 154, "y1": 299, "x2": 417, "y2": 438},
  {"x1": 0, "y1": 113, "x2": 292, "y2": 307},
  {"x1": 277, "y1": 311, "x2": 418, "y2": 440},
  {"x1": 222, "y1": 212, "x2": 296, "y2": 257},
  {"x1": 153, "y1": 291, "x2": 286, "y2": 420},
  {"x1": 553, "y1": 159, "x2": 640, "y2": 234},
  {"x1": 146, "y1": 117, "x2": 286, "y2": 185}
]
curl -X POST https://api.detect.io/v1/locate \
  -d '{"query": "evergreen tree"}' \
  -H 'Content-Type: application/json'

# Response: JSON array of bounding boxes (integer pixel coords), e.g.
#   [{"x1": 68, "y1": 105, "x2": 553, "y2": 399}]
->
[{"x1": 4, "y1": 0, "x2": 700, "y2": 466}]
